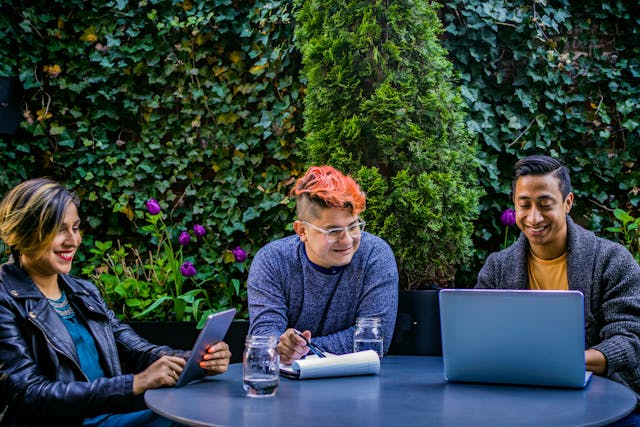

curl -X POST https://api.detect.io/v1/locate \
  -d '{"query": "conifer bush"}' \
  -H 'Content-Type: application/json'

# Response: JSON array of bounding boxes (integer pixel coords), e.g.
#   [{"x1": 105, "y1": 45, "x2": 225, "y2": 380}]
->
[{"x1": 294, "y1": 0, "x2": 483, "y2": 288}]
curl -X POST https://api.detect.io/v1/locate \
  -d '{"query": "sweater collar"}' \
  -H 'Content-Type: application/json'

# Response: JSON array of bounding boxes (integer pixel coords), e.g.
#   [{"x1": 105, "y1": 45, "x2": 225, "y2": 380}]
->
[
  {"x1": 301, "y1": 245, "x2": 345, "y2": 275},
  {"x1": 513, "y1": 215, "x2": 589, "y2": 292}
]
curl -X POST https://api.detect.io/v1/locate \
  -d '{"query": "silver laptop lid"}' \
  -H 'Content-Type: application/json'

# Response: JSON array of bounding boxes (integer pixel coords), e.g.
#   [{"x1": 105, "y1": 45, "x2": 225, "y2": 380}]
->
[{"x1": 439, "y1": 289, "x2": 590, "y2": 388}]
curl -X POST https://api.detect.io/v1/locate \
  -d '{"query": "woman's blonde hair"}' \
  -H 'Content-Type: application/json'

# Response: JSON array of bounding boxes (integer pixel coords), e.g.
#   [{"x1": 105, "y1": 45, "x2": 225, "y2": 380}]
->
[{"x1": 0, "y1": 178, "x2": 79, "y2": 260}]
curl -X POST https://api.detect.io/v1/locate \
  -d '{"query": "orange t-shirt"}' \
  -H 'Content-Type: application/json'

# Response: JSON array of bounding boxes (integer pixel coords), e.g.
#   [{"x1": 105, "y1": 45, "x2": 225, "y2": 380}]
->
[{"x1": 528, "y1": 251, "x2": 568, "y2": 290}]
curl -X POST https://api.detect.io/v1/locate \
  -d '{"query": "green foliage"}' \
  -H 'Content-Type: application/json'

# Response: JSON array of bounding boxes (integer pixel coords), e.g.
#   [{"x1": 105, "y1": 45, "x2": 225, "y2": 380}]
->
[
  {"x1": 82, "y1": 202, "x2": 249, "y2": 324},
  {"x1": 440, "y1": 0, "x2": 640, "y2": 284},
  {"x1": 606, "y1": 209, "x2": 640, "y2": 264},
  {"x1": 0, "y1": 0, "x2": 304, "y2": 317},
  {"x1": 82, "y1": 240, "x2": 166, "y2": 321},
  {"x1": 4, "y1": 0, "x2": 635, "y2": 298},
  {"x1": 294, "y1": 0, "x2": 483, "y2": 288}
]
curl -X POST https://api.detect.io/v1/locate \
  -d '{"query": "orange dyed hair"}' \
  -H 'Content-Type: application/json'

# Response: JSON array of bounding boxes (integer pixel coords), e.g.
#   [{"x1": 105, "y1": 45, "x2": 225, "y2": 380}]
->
[{"x1": 290, "y1": 165, "x2": 366, "y2": 217}]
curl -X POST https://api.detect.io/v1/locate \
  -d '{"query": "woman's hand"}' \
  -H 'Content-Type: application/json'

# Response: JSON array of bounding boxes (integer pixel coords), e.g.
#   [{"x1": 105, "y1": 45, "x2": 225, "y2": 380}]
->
[
  {"x1": 132, "y1": 355, "x2": 186, "y2": 395},
  {"x1": 201, "y1": 341, "x2": 232, "y2": 375}
]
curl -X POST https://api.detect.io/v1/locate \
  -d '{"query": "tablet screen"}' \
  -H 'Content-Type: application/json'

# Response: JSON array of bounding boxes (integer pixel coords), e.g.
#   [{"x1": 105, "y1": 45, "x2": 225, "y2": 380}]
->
[{"x1": 175, "y1": 307, "x2": 237, "y2": 387}]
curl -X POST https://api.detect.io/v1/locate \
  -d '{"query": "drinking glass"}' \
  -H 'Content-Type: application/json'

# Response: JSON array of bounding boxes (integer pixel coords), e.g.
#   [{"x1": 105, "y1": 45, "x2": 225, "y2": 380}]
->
[
  {"x1": 353, "y1": 316, "x2": 384, "y2": 358},
  {"x1": 242, "y1": 335, "x2": 279, "y2": 397}
]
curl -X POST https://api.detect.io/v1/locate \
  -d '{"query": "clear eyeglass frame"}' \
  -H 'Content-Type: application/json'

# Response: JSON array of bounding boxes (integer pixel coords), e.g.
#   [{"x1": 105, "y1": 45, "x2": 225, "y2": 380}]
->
[{"x1": 301, "y1": 220, "x2": 366, "y2": 243}]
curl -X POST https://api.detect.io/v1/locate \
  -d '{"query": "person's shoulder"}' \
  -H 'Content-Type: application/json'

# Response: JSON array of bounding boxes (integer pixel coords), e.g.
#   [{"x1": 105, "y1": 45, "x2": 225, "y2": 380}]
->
[
  {"x1": 595, "y1": 233, "x2": 637, "y2": 261},
  {"x1": 357, "y1": 232, "x2": 397, "y2": 262},
  {"x1": 0, "y1": 260, "x2": 20, "y2": 281},
  {"x1": 255, "y1": 234, "x2": 299, "y2": 255},
  {"x1": 570, "y1": 220, "x2": 638, "y2": 265},
  {"x1": 0, "y1": 261, "x2": 36, "y2": 298},
  {"x1": 252, "y1": 234, "x2": 301, "y2": 266},
  {"x1": 360, "y1": 231, "x2": 392, "y2": 250},
  {"x1": 570, "y1": 220, "x2": 627, "y2": 252},
  {"x1": 0, "y1": 274, "x2": 11, "y2": 302}
]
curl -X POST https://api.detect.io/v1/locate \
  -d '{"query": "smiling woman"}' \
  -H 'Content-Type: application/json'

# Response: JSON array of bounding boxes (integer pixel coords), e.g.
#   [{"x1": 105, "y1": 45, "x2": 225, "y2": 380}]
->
[
  {"x1": 0, "y1": 177, "x2": 231, "y2": 426},
  {"x1": 15, "y1": 191, "x2": 81, "y2": 299}
]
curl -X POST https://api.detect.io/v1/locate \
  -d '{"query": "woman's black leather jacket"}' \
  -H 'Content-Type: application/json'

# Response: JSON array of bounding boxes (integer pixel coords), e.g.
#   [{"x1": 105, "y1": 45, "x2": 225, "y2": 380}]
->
[{"x1": 0, "y1": 260, "x2": 184, "y2": 426}]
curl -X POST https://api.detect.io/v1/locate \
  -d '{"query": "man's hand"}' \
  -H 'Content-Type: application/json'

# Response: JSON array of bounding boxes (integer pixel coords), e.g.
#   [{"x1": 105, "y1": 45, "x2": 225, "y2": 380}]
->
[
  {"x1": 278, "y1": 328, "x2": 311, "y2": 364},
  {"x1": 585, "y1": 348, "x2": 607, "y2": 375}
]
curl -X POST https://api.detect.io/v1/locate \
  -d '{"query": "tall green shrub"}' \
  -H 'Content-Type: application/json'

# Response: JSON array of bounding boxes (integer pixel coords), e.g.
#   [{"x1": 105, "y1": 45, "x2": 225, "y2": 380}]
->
[{"x1": 294, "y1": 0, "x2": 483, "y2": 289}]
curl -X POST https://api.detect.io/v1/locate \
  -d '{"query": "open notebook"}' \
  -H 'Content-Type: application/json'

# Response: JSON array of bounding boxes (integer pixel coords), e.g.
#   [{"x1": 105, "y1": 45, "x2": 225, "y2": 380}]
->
[
  {"x1": 279, "y1": 350, "x2": 380, "y2": 379},
  {"x1": 439, "y1": 289, "x2": 592, "y2": 388}
]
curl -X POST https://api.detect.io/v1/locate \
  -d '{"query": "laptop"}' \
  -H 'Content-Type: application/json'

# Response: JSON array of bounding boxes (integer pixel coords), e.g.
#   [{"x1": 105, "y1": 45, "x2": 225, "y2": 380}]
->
[
  {"x1": 175, "y1": 307, "x2": 236, "y2": 387},
  {"x1": 439, "y1": 289, "x2": 593, "y2": 388}
]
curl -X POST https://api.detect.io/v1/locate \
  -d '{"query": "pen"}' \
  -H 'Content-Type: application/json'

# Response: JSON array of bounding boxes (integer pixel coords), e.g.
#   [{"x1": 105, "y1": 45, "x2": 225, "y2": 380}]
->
[{"x1": 293, "y1": 329, "x2": 326, "y2": 358}]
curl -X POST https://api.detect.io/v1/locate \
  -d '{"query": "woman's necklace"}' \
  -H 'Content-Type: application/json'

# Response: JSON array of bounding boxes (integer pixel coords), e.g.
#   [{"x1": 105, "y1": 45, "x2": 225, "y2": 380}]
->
[{"x1": 47, "y1": 290, "x2": 76, "y2": 319}]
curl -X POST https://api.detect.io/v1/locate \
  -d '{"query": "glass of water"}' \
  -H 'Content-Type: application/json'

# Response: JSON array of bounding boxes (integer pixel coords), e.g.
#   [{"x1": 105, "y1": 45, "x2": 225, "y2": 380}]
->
[
  {"x1": 242, "y1": 335, "x2": 279, "y2": 397},
  {"x1": 353, "y1": 316, "x2": 384, "y2": 358}
]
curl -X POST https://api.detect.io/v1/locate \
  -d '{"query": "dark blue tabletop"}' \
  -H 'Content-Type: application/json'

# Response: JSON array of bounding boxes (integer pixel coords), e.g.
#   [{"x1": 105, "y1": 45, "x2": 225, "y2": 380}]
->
[{"x1": 145, "y1": 356, "x2": 636, "y2": 427}]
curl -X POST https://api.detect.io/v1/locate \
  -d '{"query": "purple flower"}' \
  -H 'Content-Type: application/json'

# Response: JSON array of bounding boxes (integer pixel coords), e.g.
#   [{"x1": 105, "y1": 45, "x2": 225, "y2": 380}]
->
[
  {"x1": 193, "y1": 224, "x2": 206, "y2": 239},
  {"x1": 146, "y1": 199, "x2": 161, "y2": 215},
  {"x1": 178, "y1": 231, "x2": 191, "y2": 246},
  {"x1": 180, "y1": 261, "x2": 197, "y2": 277},
  {"x1": 500, "y1": 208, "x2": 516, "y2": 227},
  {"x1": 231, "y1": 246, "x2": 247, "y2": 263}
]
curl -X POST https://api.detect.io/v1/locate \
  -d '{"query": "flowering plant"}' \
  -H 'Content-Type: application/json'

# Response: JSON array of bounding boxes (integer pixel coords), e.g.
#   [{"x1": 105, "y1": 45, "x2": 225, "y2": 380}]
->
[
  {"x1": 84, "y1": 198, "x2": 249, "y2": 325},
  {"x1": 500, "y1": 208, "x2": 517, "y2": 250}
]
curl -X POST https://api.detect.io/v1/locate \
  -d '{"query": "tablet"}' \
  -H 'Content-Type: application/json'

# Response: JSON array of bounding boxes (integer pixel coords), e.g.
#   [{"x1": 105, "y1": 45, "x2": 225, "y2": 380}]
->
[{"x1": 175, "y1": 307, "x2": 237, "y2": 387}]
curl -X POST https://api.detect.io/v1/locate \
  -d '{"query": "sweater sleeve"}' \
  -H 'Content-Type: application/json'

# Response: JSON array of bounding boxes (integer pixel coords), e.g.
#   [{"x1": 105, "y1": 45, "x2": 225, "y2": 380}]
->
[
  {"x1": 247, "y1": 242, "x2": 291, "y2": 338},
  {"x1": 588, "y1": 243, "x2": 640, "y2": 377}
]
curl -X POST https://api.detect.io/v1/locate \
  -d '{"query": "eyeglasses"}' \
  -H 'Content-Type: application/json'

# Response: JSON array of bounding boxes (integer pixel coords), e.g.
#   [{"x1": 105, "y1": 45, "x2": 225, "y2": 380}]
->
[{"x1": 301, "y1": 220, "x2": 366, "y2": 243}]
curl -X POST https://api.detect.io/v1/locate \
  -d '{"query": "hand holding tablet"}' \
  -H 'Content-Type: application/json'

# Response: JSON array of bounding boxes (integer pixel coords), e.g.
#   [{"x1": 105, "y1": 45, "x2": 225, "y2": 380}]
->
[{"x1": 175, "y1": 308, "x2": 237, "y2": 387}]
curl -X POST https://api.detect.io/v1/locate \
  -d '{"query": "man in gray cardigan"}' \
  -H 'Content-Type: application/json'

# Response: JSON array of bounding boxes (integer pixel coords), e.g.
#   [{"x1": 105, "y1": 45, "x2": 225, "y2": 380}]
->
[
  {"x1": 247, "y1": 165, "x2": 399, "y2": 364},
  {"x1": 476, "y1": 155, "x2": 640, "y2": 414}
]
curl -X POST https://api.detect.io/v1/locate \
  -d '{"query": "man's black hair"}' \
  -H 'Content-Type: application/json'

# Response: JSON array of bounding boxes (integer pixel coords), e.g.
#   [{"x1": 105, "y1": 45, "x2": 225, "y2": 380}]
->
[{"x1": 512, "y1": 154, "x2": 572, "y2": 198}]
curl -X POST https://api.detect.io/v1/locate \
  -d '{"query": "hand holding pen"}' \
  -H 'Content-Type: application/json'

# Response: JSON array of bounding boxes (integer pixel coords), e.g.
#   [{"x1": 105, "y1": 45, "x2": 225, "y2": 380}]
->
[
  {"x1": 278, "y1": 328, "x2": 327, "y2": 364},
  {"x1": 292, "y1": 329, "x2": 326, "y2": 359}
]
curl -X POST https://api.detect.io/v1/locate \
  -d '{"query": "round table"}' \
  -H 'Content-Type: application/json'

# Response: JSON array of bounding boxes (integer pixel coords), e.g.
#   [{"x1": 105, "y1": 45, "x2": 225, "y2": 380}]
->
[{"x1": 145, "y1": 356, "x2": 636, "y2": 427}]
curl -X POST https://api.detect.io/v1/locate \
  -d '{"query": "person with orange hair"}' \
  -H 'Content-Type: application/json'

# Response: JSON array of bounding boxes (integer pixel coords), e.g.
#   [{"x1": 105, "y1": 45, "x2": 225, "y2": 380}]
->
[{"x1": 247, "y1": 165, "x2": 399, "y2": 363}]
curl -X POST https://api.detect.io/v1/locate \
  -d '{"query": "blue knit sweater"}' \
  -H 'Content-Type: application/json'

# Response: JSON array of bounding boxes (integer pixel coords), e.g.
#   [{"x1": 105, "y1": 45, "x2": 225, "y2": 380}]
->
[
  {"x1": 247, "y1": 232, "x2": 399, "y2": 355},
  {"x1": 476, "y1": 216, "x2": 640, "y2": 400}
]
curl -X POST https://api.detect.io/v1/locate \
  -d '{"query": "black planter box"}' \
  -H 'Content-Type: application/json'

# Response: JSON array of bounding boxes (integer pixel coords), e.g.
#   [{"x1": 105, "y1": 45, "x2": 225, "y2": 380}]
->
[
  {"x1": 128, "y1": 319, "x2": 249, "y2": 364},
  {"x1": 388, "y1": 289, "x2": 442, "y2": 356}
]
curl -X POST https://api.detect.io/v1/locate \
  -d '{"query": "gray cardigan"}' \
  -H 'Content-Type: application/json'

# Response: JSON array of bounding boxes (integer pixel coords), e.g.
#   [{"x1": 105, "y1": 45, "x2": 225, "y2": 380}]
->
[{"x1": 476, "y1": 216, "x2": 640, "y2": 400}]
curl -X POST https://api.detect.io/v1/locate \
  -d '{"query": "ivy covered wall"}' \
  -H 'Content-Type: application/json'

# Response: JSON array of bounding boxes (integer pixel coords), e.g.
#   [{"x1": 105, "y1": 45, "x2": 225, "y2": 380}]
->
[
  {"x1": 0, "y1": 0, "x2": 637, "y2": 305},
  {"x1": 440, "y1": 0, "x2": 640, "y2": 283},
  {"x1": 0, "y1": 0, "x2": 304, "y2": 317}
]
